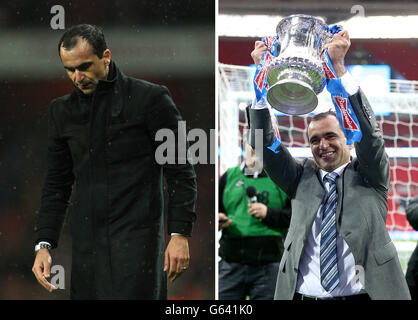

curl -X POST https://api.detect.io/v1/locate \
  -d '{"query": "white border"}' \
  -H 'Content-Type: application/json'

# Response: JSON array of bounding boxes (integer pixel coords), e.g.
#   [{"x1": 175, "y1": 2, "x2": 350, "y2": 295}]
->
[{"x1": 214, "y1": 0, "x2": 220, "y2": 301}]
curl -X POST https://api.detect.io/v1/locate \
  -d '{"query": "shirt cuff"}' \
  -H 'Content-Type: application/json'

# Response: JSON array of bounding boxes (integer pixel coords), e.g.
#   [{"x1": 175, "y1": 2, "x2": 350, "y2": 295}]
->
[
  {"x1": 340, "y1": 71, "x2": 359, "y2": 96},
  {"x1": 251, "y1": 98, "x2": 268, "y2": 110}
]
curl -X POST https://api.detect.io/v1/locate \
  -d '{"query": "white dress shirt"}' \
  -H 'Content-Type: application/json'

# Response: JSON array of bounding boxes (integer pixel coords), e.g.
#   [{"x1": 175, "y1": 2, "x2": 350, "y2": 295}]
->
[{"x1": 295, "y1": 163, "x2": 364, "y2": 297}]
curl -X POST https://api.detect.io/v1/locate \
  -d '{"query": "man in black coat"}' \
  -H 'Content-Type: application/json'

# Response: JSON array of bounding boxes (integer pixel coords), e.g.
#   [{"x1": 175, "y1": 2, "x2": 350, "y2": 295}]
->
[{"x1": 32, "y1": 24, "x2": 197, "y2": 299}]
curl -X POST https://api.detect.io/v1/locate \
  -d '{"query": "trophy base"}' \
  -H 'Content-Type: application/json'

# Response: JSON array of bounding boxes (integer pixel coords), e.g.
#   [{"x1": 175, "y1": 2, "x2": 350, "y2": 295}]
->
[{"x1": 267, "y1": 79, "x2": 318, "y2": 115}]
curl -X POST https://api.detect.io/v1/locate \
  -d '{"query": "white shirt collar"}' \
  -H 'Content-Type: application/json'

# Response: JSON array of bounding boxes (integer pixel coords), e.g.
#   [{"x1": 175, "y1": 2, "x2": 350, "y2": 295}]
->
[{"x1": 320, "y1": 162, "x2": 349, "y2": 182}]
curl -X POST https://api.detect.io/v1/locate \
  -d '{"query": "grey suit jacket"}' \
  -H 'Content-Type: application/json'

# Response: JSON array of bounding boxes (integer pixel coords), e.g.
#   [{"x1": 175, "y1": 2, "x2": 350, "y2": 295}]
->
[{"x1": 249, "y1": 89, "x2": 411, "y2": 300}]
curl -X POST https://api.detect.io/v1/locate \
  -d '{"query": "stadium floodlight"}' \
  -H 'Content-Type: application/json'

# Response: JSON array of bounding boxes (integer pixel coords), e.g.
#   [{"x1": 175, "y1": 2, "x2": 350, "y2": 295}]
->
[{"x1": 218, "y1": 14, "x2": 418, "y2": 39}]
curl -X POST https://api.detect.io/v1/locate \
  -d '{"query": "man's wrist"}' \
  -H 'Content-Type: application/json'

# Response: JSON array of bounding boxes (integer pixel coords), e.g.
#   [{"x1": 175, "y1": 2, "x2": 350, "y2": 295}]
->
[
  {"x1": 333, "y1": 63, "x2": 347, "y2": 78},
  {"x1": 252, "y1": 98, "x2": 268, "y2": 110}
]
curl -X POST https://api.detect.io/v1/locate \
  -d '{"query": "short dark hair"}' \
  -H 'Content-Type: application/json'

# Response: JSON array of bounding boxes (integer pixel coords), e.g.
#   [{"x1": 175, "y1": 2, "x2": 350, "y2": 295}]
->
[
  {"x1": 306, "y1": 110, "x2": 343, "y2": 139},
  {"x1": 58, "y1": 24, "x2": 107, "y2": 58}
]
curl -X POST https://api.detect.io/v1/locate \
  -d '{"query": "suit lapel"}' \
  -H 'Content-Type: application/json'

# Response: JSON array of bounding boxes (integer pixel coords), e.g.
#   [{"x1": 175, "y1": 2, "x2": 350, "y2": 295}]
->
[{"x1": 304, "y1": 163, "x2": 326, "y2": 235}]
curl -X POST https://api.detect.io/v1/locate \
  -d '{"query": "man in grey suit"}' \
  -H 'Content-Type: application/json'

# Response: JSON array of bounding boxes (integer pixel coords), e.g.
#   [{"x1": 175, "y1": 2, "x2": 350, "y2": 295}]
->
[{"x1": 249, "y1": 30, "x2": 411, "y2": 300}]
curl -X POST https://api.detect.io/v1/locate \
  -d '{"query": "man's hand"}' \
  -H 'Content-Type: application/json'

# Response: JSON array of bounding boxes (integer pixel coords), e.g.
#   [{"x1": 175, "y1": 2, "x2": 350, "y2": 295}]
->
[
  {"x1": 32, "y1": 249, "x2": 56, "y2": 292},
  {"x1": 164, "y1": 235, "x2": 190, "y2": 283},
  {"x1": 248, "y1": 203, "x2": 268, "y2": 220},
  {"x1": 324, "y1": 30, "x2": 351, "y2": 77},
  {"x1": 218, "y1": 212, "x2": 232, "y2": 230},
  {"x1": 251, "y1": 41, "x2": 268, "y2": 66}
]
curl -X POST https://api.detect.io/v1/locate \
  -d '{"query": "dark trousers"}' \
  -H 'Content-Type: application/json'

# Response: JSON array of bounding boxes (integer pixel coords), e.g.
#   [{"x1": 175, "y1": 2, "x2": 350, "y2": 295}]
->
[{"x1": 218, "y1": 259, "x2": 279, "y2": 300}]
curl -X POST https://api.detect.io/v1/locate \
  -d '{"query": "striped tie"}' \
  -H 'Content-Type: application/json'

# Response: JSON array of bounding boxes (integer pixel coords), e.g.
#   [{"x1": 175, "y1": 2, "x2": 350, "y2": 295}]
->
[{"x1": 320, "y1": 172, "x2": 340, "y2": 292}]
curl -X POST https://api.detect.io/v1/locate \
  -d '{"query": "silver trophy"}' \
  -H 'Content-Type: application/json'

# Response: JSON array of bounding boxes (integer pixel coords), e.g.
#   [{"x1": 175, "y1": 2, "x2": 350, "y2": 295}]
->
[{"x1": 266, "y1": 15, "x2": 333, "y2": 115}]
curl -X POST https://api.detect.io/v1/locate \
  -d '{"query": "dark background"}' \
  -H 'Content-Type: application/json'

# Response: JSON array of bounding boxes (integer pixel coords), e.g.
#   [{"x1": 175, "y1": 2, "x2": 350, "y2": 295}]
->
[{"x1": 0, "y1": 0, "x2": 215, "y2": 299}]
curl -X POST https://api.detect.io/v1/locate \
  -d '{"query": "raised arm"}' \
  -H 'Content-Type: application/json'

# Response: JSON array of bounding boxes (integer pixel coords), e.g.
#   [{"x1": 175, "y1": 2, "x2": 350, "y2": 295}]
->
[
  {"x1": 350, "y1": 89, "x2": 390, "y2": 190},
  {"x1": 248, "y1": 107, "x2": 303, "y2": 199},
  {"x1": 249, "y1": 41, "x2": 303, "y2": 198},
  {"x1": 327, "y1": 30, "x2": 389, "y2": 190}
]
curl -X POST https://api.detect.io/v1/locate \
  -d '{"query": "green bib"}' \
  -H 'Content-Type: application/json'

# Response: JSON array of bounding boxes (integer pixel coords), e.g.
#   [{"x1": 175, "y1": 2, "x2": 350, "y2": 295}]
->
[{"x1": 222, "y1": 166, "x2": 288, "y2": 238}]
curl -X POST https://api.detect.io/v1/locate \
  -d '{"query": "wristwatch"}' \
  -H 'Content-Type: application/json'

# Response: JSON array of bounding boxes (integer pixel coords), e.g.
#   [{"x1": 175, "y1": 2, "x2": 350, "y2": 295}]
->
[{"x1": 34, "y1": 242, "x2": 52, "y2": 253}]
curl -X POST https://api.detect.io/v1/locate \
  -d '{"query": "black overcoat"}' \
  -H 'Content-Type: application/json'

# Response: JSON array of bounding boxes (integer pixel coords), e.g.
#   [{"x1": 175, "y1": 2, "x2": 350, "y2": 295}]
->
[{"x1": 35, "y1": 62, "x2": 197, "y2": 299}]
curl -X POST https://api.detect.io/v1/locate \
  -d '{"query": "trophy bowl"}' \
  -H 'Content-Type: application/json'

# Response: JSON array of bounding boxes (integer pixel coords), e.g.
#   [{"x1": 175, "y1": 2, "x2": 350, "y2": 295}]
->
[{"x1": 266, "y1": 14, "x2": 332, "y2": 115}]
